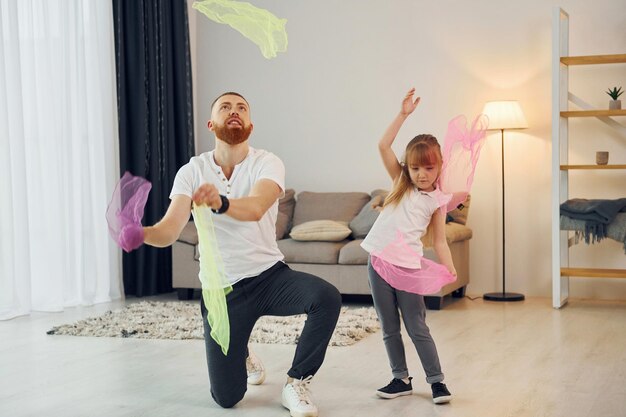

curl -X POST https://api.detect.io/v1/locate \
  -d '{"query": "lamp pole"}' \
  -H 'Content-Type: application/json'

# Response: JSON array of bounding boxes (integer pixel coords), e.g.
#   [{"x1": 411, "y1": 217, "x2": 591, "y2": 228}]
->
[
  {"x1": 483, "y1": 128, "x2": 524, "y2": 302},
  {"x1": 501, "y1": 128, "x2": 506, "y2": 296}
]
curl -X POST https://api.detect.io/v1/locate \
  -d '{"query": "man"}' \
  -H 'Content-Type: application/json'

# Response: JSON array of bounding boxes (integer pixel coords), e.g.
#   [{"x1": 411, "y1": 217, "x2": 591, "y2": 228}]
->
[{"x1": 142, "y1": 92, "x2": 341, "y2": 416}]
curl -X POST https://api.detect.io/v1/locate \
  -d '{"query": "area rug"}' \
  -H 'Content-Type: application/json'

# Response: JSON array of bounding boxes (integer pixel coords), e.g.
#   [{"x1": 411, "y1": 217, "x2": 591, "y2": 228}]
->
[{"x1": 47, "y1": 301, "x2": 380, "y2": 347}]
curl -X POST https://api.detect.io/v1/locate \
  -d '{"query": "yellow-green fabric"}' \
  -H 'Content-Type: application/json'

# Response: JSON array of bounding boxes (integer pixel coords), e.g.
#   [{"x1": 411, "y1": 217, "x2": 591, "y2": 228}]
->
[
  {"x1": 192, "y1": 0, "x2": 287, "y2": 59},
  {"x1": 193, "y1": 205, "x2": 232, "y2": 355}
]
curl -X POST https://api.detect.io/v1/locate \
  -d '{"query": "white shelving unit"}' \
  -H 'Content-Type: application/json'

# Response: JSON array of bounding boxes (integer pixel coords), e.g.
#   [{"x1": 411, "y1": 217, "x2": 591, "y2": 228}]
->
[{"x1": 551, "y1": 7, "x2": 626, "y2": 308}]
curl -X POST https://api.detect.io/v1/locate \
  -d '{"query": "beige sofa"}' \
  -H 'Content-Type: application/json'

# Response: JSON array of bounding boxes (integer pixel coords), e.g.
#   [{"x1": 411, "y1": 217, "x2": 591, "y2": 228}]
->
[{"x1": 172, "y1": 190, "x2": 472, "y2": 310}]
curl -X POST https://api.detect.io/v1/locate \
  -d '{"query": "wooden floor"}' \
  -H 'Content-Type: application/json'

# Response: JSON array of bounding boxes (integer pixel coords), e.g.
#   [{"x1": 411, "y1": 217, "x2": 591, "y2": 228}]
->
[{"x1": 1, "y1": 294, "x2": 625, "y2": 417}]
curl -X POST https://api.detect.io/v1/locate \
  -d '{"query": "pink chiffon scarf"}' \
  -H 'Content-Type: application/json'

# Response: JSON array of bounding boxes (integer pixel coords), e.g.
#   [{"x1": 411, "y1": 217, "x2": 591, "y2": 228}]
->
[
  {"x1": 371, "y1": 231, "x2": 456, "y2": 295},
  {"x1": 440, "y1": 114, "x2": 488, "y2": 211},
  {"x1": 106, "y1": 172, "x2": 151, "y2": 253}
]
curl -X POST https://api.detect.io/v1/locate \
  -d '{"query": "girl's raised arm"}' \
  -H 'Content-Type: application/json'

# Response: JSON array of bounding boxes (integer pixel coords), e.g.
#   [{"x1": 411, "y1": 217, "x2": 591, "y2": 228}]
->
[{"x1": 378, "y1": 88, "x2": 421, "y2": 182}]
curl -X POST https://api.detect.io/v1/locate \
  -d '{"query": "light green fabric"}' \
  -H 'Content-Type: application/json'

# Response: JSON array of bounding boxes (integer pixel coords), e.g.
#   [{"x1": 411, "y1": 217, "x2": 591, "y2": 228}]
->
[
  {"x1": 192, "y1": 0, "x2": 288, "y2": 59},
  {"x1": 193, "y1": 205, "x2": 232, "y2": 355}
]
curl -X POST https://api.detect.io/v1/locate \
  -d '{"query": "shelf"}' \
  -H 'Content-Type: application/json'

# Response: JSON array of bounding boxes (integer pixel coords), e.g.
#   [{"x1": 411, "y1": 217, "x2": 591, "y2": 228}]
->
[
  {"x1": 560, "y1": 109, "x2": 626, "y2": 117},
  {"x1": 561, "y1": 268, "x2": 626, "y2": 279},
  {"x1": 551, "y1": 7, "x2": 626, "y2": 308},
  {"x1": 560, "y1": 164, "x2": 626, "y2": 170},
  {"x1": 560, "y1": 54, "x2": 626, "y2": 65}
]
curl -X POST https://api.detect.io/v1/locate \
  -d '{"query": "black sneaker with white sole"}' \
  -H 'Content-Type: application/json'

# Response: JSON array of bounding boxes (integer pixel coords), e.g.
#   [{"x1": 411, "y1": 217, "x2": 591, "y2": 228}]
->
[
  {"x1": 431, "y1": 382, "x2": 452, "y2": 404},
  {"x1": 376, "y1": 377, "x2": 413, "y2": 399}
]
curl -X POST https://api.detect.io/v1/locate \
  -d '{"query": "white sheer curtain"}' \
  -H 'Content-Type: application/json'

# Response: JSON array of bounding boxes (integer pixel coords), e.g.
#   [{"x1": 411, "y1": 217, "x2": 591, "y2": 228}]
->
[{"x1": 0, "y1": 0, "x2": 122, "y2": 320}]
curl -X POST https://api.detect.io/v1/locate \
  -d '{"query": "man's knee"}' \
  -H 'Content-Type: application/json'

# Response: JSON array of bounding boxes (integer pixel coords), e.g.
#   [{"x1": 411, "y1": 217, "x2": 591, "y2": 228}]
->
[
  {"x1": 312, "y1": 280, "x2": 342, "y2": 313},
  {"x1": 211, "y1": 385, "x2": 246, "y2": 409}
]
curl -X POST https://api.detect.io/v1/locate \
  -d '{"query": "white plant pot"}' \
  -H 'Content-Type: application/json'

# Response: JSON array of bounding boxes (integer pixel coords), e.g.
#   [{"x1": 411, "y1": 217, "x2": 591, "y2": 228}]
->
[{"x1": 609, "y1": 100, "x2": 622, "y2": 110}]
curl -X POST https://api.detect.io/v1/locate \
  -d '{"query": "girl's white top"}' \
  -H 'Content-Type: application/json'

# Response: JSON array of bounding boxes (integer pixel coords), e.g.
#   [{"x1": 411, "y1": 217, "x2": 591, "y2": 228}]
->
[{"x1": 361, "y1": 187, "x2": 451, "y2": 268}]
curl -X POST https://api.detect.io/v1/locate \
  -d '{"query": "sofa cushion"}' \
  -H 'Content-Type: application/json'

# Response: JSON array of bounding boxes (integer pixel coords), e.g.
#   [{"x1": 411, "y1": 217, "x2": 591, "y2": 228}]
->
[
  {"x1": 290, "y1": 220, "x2": 352, "y2": 242},
  {"x1": 448, "y1": 194, "x2": 471, "y2": 225},
  {"x1": 278, "y1": 238, "x2": 347, "y2": 264},
  {"x1": 349, "y1": 195, "x2": 382, "y2": 239},
  {"x1": 276, "y1": 212, "x2": 290, "y2": 240},
  {"x1": 371, "y1": 189, "x2": 389, "y2": 203},
  {"x1": 338, "y1": 239, "x2": 369, "y2": 265},
  {"x1": 292, "y1": 192, "x2": 370, "y2": 227},
  {"x1": 276, "y1": 188, "x2": 296, "y2": 239}
]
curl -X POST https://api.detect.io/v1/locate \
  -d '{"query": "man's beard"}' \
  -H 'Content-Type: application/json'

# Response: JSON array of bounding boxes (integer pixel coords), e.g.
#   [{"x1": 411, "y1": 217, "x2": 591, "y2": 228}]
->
[{"x1": 213, "y1": 122, "x2": 252, "y2": 145}]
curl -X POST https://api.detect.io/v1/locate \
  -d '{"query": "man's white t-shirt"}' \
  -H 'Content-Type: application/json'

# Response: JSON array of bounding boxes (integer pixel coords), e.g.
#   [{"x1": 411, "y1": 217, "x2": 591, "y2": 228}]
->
[
  {"x1": 170, "y1": 147, "x2": 285, "y2": 285},
  {"x1": 360, "y1": 187, "x2": 450, "y2": 268}
]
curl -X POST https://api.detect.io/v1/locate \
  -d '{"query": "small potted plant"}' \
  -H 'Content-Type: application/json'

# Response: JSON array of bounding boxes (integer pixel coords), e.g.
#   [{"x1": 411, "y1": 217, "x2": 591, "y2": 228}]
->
[{"x1": 606, "y1": 86, "x2": 623, "y2": 110}]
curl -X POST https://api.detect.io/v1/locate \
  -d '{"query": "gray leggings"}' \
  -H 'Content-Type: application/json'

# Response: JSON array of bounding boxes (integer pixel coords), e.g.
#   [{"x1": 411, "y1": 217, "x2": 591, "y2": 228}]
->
[
  {"x1": 200, "y1": 261, "x2": 342, "y2": 408},
  {"x1": 368, "y1": 259, "x2": 444, "y2": 383}
]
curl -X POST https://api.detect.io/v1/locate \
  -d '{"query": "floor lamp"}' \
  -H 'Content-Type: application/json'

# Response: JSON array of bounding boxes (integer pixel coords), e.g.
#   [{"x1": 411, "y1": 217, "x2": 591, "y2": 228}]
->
[{"x1": 481, "y1": 101, "x2": 528, "y2": 302}]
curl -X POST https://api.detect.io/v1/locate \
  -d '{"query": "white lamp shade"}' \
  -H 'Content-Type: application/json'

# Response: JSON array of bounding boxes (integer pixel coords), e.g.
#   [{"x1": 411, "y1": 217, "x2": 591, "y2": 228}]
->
[{"x1": 482, "y1": 100, "x2": 528, "y2": 130}]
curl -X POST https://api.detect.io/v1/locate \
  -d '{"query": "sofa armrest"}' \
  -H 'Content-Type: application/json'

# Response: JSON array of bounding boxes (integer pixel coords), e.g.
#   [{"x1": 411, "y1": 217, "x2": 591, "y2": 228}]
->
[
  {"x1": 443, "y1": 222, "x2": 472, "y2": 244},
  {"x1": 178, "y1": 221, "x2": 198, "y2": 245},
  {"x1": 421, "y1": 222, "x2": 472, "y2": 247},
  {"x1": 172, "y1": 239, "x2": 201, "y2": 289}
]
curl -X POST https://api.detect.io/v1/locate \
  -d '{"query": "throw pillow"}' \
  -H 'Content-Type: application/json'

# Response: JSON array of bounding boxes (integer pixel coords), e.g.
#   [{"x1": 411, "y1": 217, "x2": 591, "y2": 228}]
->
[
  {"x1": 289, "y1": 220, "x2": 352, "y2": 242},
  {"x1": 276, "y1": 212, "x2": 290, "y2": 240},
  {"x1": 371, "y1": 189, "x2": 389, "y2": 204},
  {"x1": 349, "y1": 195, "x2": 382, "y2": 239},
  {"x1": 448, "y1": 194, "x2": 471, "y2": 225},
  {"x1": 276, "y1": 189, "x2": 296, "y2": 239},
  {"x1": 292, "y1": 192, "x2": 370, "y2": 227}
]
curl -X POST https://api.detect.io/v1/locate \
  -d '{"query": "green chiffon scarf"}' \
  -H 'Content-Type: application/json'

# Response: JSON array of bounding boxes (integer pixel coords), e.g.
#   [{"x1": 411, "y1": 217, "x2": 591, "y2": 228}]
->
[{"x1": 192, "y1": 204, "x2": 232, "y2": 355}]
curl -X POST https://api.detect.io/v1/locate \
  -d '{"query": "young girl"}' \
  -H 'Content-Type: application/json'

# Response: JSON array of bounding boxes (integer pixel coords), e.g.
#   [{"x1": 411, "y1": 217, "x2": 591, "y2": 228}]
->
[{"x1": 361, "y1": 88, "x2": 455, "y2": 404}]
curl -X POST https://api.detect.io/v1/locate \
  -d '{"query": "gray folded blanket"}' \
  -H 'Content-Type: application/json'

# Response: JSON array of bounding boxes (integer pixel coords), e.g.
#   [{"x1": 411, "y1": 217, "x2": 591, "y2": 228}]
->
[
  {"x1": 560, "y1": 210, "x2": 626, "y2": 253},
  {"x1": 560, "y1": 198, "x2": 626, "y2": 223},
  {"x1": 560, "y1": 198, "x2": 626, "y2": 245}
]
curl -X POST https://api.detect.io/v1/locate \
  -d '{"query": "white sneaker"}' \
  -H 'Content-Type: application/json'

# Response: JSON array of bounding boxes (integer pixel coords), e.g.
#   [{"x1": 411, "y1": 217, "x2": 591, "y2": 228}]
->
[
  {"x1": 281, "y1": 376, "x2": 318, "y2": 417},
  {"x1": 246, "y1": 348, "x2": 266, "y2": 385}
]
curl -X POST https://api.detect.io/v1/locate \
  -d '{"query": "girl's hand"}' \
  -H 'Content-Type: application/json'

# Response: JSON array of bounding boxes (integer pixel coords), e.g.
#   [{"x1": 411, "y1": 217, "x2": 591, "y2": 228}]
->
[{"x1": 400, "y1": 88, "x2": 421, "y2": 116}]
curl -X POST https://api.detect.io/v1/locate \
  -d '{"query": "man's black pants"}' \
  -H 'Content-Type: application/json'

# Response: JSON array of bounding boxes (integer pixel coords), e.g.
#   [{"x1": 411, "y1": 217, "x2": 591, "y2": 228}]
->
[{"x1": 200, "y1": 261, "x2": 342, "y2": 408}]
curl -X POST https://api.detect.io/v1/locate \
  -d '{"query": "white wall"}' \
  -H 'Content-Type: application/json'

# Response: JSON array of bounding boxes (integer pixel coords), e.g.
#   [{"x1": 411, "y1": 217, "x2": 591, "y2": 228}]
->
[{"x1": 189, "y1": 0, "x2": 626, "y2": 300}]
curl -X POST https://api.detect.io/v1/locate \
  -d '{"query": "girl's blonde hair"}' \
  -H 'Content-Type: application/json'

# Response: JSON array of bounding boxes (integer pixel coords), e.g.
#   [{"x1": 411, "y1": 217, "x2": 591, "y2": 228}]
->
[{"x1": 383, "y1": 134, "x2": 443, "y2": 208}]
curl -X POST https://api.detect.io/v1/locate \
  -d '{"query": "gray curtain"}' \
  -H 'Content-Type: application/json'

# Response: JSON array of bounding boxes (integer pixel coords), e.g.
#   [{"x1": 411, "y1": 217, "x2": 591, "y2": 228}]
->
[{"x1": 112, "y1": 0, "x2": 195, "y2": 296}]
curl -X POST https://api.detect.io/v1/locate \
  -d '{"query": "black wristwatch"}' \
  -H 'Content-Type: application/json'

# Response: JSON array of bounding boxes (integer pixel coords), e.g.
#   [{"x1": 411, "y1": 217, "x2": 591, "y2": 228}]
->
[{"x1": 211, "y1": 194, "x2": 230, "y2": 214}]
